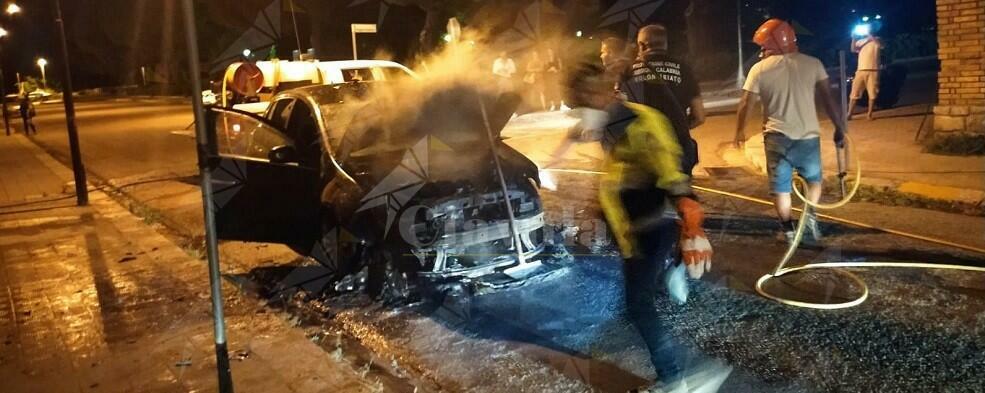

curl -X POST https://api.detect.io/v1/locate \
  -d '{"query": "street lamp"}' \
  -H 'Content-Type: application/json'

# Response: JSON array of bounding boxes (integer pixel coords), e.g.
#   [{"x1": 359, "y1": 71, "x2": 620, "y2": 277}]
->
[
  {"x1": 36, "y1": 57, "x2": 46, "y2": 89},
  {"x1": 5, "y1": 3, "x2": 19, "y2": 15},
  {"x1": 0, "y1": 26, "x2": 8, "y2": 136}
]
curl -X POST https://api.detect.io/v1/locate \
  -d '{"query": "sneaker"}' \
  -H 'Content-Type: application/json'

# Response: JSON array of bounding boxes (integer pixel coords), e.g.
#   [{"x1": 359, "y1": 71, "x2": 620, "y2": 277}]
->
[
  {"x1": 804, "y1": 211, "x2": 823, "y2": 242},
  {"x1": 663, "y1": 262, "x2": 689, "y2": 305},
  {"x1": 777, "y1": 230, "x2": 796, "y2": 245}
]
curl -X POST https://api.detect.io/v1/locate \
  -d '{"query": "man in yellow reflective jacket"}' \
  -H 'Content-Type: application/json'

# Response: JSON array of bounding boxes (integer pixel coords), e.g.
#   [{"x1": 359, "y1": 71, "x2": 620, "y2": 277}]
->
[{"x1": 558, "y1": 65, "x2": 714, "y2": 392}]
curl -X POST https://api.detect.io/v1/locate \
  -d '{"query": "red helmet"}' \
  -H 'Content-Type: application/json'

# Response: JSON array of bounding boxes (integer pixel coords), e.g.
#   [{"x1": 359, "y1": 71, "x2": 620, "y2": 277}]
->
[{"x1": 753, "y1": 19, "x2": 798, "y2": 55}]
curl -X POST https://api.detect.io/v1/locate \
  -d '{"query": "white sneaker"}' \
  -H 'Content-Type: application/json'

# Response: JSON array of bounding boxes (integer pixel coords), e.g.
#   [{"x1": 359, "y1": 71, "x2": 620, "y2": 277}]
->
[
  {"x1": 664, "y1": 262, "x2": 688, "y2": 305},
  {"x1": 804, "y1": 211, "x2": 823, "y2": 242}
]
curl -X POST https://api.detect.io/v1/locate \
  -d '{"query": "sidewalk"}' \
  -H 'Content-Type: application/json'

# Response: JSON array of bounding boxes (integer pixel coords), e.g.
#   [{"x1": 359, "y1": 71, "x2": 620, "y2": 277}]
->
[
  {"x1": 502, "y1": 104, "x2": 985, "y2": 206},
  {"x1": 0, "y1": 135, "x2": 385, "y2": 393},
  {"x1": 0, "y1": 135, "x2": 76, "y2": 205},
  {"x1": 737, "y1": 105, "x2": 985, "y2": 204}
]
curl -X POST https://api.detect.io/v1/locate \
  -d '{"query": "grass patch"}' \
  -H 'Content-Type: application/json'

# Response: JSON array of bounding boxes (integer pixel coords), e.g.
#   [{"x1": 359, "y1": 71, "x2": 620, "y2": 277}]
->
[{"x1": 923, "y1": 132, "x2": 985, "y2": 156}]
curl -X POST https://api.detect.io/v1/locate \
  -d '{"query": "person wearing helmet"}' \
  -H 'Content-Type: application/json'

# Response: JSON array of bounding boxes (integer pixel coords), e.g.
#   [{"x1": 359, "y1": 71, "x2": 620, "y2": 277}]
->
[
  {"x1": 734, "y1": 19, "x2": 846, "y2": 244},
  {"x1": 619, "y1": 24, "x2": 704, "y2": 177},
  {"x1": 560, "y1": 64, "x2": 714, "y2": 393}
]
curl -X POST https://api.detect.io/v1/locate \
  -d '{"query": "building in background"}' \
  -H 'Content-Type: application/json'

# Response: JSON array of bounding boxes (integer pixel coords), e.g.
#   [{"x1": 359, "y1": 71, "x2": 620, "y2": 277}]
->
[{"x1": 933, "y1": 0, "x2": 985, "y2": 133}]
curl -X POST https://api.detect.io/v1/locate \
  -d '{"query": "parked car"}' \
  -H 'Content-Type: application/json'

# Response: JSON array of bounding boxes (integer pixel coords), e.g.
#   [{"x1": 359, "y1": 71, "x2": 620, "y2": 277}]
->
[{"x1": 205, "y1": 81, "x2": 546, "y2": 300}]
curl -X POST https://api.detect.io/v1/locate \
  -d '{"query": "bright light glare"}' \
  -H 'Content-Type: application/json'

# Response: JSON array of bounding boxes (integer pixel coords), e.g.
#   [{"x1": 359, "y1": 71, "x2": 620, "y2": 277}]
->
[
  {"x1": 242, "y1": 49, "x2": 251, "y2": 58},
  {"x1": 5, "y1": 3, "x2": 20, "y2": 15},
  {"x1": 875, "y1": 14, "x2": 881, "y2": 20},
  {"x1": 853, "y1": 24, "x2": 871, "y2": 36},
  {"x1": 0, "y1": 27, "x2": 7, "y2": 38},
  {"x1": 575, "y1": 30, "x2": 583, "y2": 37},
  {"x1": 442, "y1": 34, "x2": 452, "y2": 43},
  {"x1": 232, "y1": 124, "x2": 241, "y2": 133},
  {"x1": 37, "y1": 58, "x2": 47, "y2": 67},
  {"x1": 539, "y1": 170, "x2": 558, "y2": 191},
  {"x1": 862, "y1": 16, "x2": 869, "y2": 22}
]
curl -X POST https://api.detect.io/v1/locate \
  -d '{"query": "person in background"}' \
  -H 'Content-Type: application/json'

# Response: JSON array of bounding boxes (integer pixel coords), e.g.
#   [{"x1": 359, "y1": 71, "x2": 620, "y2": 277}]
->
[
  {"x1": 620, "y1": 24, "x2": 704, "y2": 176},
  {"x1": 600, "y1": 37, "x2": 631, "y2": 90},
  {"x1": 544, "y1": 48, "x2": 563, "y2": 110},
  {"x1": 734, "y1": 19, "x2": 846, "y2": 244},
  {"x1": 523, "y1": 50, "x2": 546, "y2": 111},
  {"x1": 492, "y1": 51, "x2": 517, "y2": 95},
  {"x1": 849, "y1": 30, "x2": 882, "y2": 120},
  {"x1": 18, "y1": 94, "x2": 37, "y2": 135}
]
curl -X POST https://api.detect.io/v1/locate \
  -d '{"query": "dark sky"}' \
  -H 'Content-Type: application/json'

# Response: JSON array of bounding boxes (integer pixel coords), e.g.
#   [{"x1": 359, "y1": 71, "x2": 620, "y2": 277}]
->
[{"x1": 1, "y1": 0, "x2": 940, "y2": 92}]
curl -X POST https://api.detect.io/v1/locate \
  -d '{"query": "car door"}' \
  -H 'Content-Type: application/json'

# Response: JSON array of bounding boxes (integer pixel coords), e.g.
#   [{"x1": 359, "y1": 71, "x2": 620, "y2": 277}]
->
[{"x1": 207, "y1": 107, "x2": 321, "y2": 244}]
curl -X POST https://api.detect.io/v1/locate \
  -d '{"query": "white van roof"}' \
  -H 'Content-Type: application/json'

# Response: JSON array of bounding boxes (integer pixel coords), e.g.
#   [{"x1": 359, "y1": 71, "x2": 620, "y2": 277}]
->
[{"x1": 228, "y1": 59, "x2": 416, "y2": 88}]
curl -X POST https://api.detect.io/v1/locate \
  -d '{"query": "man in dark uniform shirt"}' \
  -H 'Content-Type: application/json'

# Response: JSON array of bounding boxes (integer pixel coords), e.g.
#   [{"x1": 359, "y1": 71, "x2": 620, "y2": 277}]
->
[{"x1": 619, "y1": 24, "x2": 705, "y2": 176}]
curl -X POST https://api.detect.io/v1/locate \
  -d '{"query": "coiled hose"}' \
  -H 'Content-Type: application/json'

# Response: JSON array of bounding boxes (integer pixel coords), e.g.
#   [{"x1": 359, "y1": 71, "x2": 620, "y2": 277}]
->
[
  {"x1": 754, "y1": 136, "x2": 985, "y2": 309},
  {"x1": 541, "y1": 136, "x2": 985, "y2": 309}
]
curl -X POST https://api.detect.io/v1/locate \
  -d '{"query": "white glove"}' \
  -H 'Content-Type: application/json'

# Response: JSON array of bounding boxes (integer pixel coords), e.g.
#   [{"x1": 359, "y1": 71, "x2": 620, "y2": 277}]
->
[{"x1": 680, "y1": 235, "x2": 713, "y2": 279}]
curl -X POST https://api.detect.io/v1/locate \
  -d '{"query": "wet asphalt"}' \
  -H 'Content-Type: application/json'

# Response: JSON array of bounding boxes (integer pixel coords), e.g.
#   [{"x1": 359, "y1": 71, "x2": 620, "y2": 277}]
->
[{"x1": 26, "y1": 98, "x2": 985, "y2": 393}]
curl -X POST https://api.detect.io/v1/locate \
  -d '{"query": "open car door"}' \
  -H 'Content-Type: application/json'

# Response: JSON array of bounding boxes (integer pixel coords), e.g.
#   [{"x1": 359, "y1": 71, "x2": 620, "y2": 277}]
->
[{"x1": 206, "y1": 107, "x2": 321, "y2": 244}]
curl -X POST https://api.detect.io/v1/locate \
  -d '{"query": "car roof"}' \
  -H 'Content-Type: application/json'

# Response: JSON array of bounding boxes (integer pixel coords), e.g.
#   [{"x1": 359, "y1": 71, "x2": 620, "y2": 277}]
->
[
  {"x1": 238, "y1": 60, "x2": 417, "y2": 87},
  {"x1": 274, "y1": 82, "x2": 384, "y2": 104}
]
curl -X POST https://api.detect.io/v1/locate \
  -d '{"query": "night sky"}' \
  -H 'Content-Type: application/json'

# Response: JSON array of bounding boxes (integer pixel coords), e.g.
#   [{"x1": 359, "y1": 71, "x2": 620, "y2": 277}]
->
[{"x1": 0, "y1": 0, "x2": 939, "y2": 92}]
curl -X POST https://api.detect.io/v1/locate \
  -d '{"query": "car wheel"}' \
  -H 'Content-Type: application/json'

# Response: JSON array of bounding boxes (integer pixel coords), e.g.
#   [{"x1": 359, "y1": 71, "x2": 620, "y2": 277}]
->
[
  {"x1": 308, "y1": 221, "x2": 365, "y2": 288},
  {"x1": 366, "y1": 247, "x2": 418, "y2": 304}
]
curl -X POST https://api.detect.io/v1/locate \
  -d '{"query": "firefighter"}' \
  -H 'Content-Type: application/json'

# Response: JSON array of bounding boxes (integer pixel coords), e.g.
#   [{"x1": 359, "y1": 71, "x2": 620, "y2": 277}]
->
[
  {"x1": 619, "y1": 24, "x2": 705, "y2": 176},
  {"x1": 564, "y1": 64, "x2": 713, "y2": 392}
]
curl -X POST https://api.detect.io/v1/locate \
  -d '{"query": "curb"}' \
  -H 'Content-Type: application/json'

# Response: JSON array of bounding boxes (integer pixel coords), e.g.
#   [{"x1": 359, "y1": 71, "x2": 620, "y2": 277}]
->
[{"x1": 741, "y1": 132, "x2": 985, "y2": 206}]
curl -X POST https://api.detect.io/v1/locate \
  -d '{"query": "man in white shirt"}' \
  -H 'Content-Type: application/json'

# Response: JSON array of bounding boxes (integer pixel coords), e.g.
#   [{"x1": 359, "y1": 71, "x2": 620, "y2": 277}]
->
[
  {"x1": 492, "y1": 51, "x2": 517, "y2": 94},
  {"x1": 849, "y1": 34, "x2": 882, "y2": 120},
  {"x1": 734, "y1": 19, "x2": 846, "y2": 243}
]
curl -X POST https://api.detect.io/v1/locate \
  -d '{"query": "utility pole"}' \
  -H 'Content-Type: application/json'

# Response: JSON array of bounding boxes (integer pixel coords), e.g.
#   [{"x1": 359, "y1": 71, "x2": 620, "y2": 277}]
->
[
  {"x1": 180, "y1": 1, "x2": 234, "y2": 392},
  {"x1": 736, "y1": 0, "x2": 745, "y2": 89},
  {"x1": 0, "y1": 43, "x2": 10, "y2": 136},
  {"x1": 53, "y1": 0, "x2": 87, "y2": 205}
]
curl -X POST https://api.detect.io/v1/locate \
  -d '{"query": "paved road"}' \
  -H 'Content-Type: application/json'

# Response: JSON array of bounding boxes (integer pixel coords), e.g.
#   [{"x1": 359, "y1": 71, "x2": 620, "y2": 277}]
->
[
  {"x1": 31, "y1": 98, "x2": 196, "y2": 181},
  {"x1": 24, "y1": 97, "x2": 985, "y2": 393}
]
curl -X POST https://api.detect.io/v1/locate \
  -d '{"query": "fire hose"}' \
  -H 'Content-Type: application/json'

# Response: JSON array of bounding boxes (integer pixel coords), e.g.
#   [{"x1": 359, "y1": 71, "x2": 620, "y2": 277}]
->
[
  {"x1": 541, "y1": 135, "x2": 985, "y2": 310},
  {"x1": 754, "y1": 136, "x2": 985, "y2": 309}
]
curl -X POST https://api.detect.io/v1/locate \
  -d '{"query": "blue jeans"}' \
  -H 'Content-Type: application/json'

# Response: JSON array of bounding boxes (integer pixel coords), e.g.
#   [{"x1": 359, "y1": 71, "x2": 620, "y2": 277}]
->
[
  {"x1": 623, "y1": 217, "x2": 682, "y2": 384},
  {"x1": 764, "y1": 133, "x2": 822, "y2": 193}
]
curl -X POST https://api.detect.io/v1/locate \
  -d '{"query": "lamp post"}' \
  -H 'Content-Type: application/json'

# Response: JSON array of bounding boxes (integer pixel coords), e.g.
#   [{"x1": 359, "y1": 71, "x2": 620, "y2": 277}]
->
[
  {"x1": 36, "y1": 58, "x2": 47, "y2": 89},
  {"x1": 736, "y1": 0, "x2": 745, "y2": 89},
  {"x1": 51, "y1": 0, "x2": 87, "y2": 205},
  {"x1": 180, "y1": 1, "x2": 234, "y2": 391},
  {"x1": 0, "y1": 27, "x2": 9, "y2": 136},
  {"x1": 1, "y1": 2, "x2": 19, "y2": 136}
]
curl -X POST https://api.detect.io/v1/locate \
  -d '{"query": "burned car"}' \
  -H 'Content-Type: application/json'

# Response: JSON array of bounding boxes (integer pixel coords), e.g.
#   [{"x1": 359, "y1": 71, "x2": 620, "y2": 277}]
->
[{"x1": 205, "y1": 81, "x2": 547, "y2": 299}]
